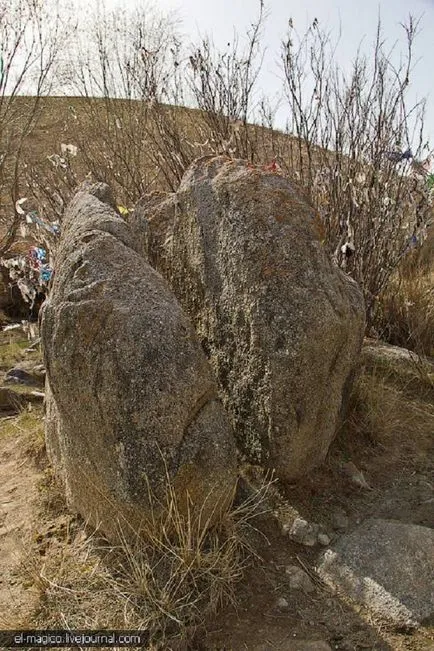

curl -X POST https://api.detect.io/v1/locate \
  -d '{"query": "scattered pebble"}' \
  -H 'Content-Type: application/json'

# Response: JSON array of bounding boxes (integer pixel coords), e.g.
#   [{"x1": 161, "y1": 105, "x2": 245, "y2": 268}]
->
[
  {"x1": 288, "y1": 517, "x2": 320, "y2": 546},
  {"x1": 276, "y1": 596, "x2": 290, "y2": 612},
  {"x1": 285, "y1": 565, "x2": 315, "y2": 592},
  {"x1": 318, "y1": 533, "x2": 331, "y2": 546},
  {"x1": 341, "y1": 461, "x2": 373, "y2": 490}
]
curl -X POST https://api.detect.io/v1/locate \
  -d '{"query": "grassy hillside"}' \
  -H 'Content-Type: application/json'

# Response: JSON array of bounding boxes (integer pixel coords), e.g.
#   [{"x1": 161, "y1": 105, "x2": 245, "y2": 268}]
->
[{"x1": 1, "y1": 95, "x2": 432, "y2": 355}]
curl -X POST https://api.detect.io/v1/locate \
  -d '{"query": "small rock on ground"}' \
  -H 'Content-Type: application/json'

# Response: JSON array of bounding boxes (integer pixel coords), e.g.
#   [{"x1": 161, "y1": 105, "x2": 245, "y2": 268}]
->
[
  {"x1": 4, "y1": 368, "x2": 42, "y2": 387},
  {"x1": 318, "y1": 533, "x2": 331, "y2": 546},
  {"x1": 275, "y1": 596, "x2": 290, "y2": 612},
  {"x1": 287, "y1": 517, "x2": 320, "y2": 546},
  {"x1": 285, "y1": 565, "x2": 315, "y2": 593}
]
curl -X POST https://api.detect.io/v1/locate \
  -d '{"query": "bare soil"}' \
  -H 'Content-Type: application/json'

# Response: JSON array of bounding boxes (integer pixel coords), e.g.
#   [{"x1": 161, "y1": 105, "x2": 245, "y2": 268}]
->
[
  {"x1": 0, "y1": 425, "x2": 40, "y2": 628},
  {"x1": 204, "y1": 460, "x2": 434, "y2": 651}
]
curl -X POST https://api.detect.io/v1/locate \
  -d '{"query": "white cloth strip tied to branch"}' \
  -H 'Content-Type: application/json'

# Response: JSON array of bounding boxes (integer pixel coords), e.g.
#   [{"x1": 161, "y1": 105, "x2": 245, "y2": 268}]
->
[{"x1": 15, "y1": 198, "x2": 60, "y2": 236}]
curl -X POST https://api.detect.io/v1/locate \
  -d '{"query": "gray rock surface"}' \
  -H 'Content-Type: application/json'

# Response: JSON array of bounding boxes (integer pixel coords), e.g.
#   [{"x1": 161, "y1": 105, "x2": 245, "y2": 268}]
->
[
  {"x1": 331, "y1": 508, "x2": 349, "y2": 532},
  {"x1": 4, "y1": 367, "x2": 43, "y2": 387},
  {"x1": 41, "y1": 182, "x2": 237, "y2": 542},
  {"x1": 132, "y1": 156, "x2": 365, "y2": 480},
  {"x1": 317, "y1": 517, "x2": 434, "y2": 628}
]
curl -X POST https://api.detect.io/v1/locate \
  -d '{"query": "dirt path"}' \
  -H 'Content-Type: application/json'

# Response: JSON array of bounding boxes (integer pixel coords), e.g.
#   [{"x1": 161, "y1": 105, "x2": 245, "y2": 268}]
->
[{"x1": 0, "y1": 427, "x2": 41, "y2": 627}]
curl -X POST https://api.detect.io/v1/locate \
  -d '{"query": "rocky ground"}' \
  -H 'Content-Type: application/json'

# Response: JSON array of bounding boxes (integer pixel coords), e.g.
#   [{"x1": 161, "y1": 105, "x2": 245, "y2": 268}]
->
[{"x1": 0, "y1": 325, "x2": 433, "y2": 650}]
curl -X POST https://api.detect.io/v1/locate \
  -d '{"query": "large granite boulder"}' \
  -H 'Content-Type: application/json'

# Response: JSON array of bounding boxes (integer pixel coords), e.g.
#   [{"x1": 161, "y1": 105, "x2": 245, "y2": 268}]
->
[
  {"x1": 41, "y1": 182, "x2": 237, "y2": 542},
  {"x1": 131, "y1": 157, "x2": 365, "y2": 480}
]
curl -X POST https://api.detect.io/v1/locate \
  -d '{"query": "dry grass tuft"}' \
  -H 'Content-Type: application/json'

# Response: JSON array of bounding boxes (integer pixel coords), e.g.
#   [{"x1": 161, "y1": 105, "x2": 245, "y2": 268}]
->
[
  {"x1": 1, "y1": 406, "x2": 43, "y2": 439},
  {"x1": 339, "y1": 365, "x2": 434, "y2": 470},
  {"x1": 19, "y1": 470, "x2": 272, "y2": 650},
  {"x1": 377, "y1": 265, "x2": 434, "y2": 358},
  {"x1": 0, "y1": 338, "x2": 29, "y2": 370}
]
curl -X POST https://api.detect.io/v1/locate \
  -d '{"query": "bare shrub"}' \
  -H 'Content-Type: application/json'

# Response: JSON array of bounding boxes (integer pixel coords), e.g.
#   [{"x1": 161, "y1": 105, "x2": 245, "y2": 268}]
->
[
  {"x1": 24, "y1": 144, "x2": 80, "y2": 225},
  {"x1": 0, "y1": 0, "x2": 70, "y2": 256},
  {"x1": 58, "y1": 3, "x2": 190, "y2": 199},
  {"x1": 34, "y1": 0, "x2": 268, "y2": 205},
  {"x1": 187, "y1": 0, "x2": 266, "y2": 161},
  {"x1": 280, "y1": 16, "x2": 432, "y2": 325}
]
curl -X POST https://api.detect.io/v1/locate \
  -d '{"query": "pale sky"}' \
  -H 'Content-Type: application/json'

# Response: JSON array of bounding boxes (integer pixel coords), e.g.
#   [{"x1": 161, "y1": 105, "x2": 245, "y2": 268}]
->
[
  {"x1": 153, "y1": 0, "x2": 434, "y2": 147},
  {"x1": 102, "y1": 0, "x2": 434, "y2": 147}
]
